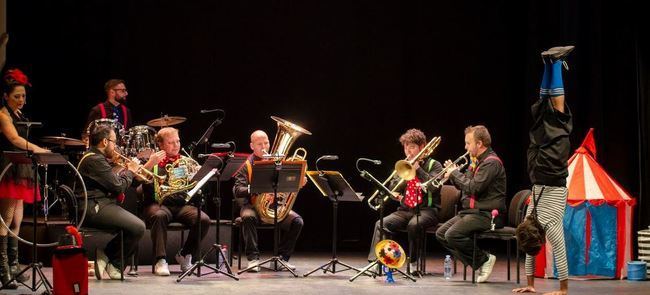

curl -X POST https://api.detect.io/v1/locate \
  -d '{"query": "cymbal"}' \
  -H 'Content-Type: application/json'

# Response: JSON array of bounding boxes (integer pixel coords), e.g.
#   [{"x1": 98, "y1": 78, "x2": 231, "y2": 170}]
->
[
  {"x1": 40, "y1": 136, "x2": 86, "y2": 147},
  {"x1": 147, "y1": 115, "x2": 186, "y2": 127}
]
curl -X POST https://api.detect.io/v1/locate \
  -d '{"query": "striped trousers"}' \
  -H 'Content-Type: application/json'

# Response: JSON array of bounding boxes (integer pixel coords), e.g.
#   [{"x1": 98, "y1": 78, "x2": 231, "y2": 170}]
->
[{"x1": 525, "y1": 184, "x2": 569, "y2": 281}]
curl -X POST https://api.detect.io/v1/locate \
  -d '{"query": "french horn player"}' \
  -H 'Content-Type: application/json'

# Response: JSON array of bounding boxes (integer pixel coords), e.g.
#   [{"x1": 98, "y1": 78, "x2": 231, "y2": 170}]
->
[
  {"x1": 233, "y1": 127, "x2": 307, "y2": 273},
  {"x1": 140, "y1": 127, "x2": 210, "y2": 277},
  {"x1": 367, "y1": 128, "x2": 443, "y2": 275}
]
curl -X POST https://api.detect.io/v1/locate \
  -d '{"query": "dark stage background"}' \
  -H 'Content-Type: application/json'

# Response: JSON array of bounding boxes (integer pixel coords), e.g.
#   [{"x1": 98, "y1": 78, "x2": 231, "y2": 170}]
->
[{"x1": 4, "y1": 1, "x2": 649, "y2": 252}]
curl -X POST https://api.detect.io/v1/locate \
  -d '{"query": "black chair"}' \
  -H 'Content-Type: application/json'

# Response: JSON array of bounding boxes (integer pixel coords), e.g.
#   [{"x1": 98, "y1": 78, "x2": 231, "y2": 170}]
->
[
  {"x1": 419, "y1": 185, "x2": 460, "y2": 274},
  {"x1": 230, "y1": 199, "x2": 275, "y2": 269},
  {"x1": 463, "y1": 189, "x2": 531, "y2": 284}
]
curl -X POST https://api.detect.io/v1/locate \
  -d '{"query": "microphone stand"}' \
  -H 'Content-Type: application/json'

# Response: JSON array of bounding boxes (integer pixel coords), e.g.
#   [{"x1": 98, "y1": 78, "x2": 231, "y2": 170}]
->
[
  {"x1": 186, "y1": 117, "x2": 223, "y2": 156},
  {"x1": 349, "y1": 159, "x2": 415, "y2": 282}
]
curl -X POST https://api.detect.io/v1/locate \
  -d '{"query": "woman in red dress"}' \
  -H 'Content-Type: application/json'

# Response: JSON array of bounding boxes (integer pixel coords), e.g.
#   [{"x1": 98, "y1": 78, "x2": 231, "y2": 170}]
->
[{"x1": 0, "y1": 69, "x2": 48, "y2": 289}]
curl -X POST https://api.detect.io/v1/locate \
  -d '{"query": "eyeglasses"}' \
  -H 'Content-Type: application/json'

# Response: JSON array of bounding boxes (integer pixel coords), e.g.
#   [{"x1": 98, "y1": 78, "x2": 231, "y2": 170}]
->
[{"x1": 112, "y1": 88, "x2": 128, "y2": 92}]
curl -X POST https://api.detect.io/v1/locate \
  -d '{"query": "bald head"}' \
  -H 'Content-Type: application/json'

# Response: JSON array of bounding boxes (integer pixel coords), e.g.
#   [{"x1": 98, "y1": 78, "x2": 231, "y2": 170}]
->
[{"x1": 250, "y1": 130, "x2": 270, "y2": 158}]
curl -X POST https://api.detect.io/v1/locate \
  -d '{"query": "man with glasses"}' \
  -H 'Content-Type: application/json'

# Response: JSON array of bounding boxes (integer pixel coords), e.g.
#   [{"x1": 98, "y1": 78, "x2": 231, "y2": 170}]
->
[
  {"x1": 76, "y1": 125, "x2": 146, "y2": 280},
  {"x1": 84, "y1": 79, "x2": 133, "y2": 139}
]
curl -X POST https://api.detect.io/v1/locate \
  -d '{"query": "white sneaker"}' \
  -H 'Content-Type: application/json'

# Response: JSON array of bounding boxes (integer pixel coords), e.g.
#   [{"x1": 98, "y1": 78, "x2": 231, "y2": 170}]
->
[
  {"x1": 154, "y1": 258, "x2": 171, "y2": 276},
  {"x1": 247, "y1": 259, "x2": 261, "y2": 272},
  {"x1": 175, "y1": 253, "x2": 192, "y2": 273},
  {"x1": 106, "y1": 262, "x2": 123, "y2": 280},
  {"x1": 476, "y1": 254, "x2": 496, "y2": 283},
  {"x1": 94, "y1": 249, "x2": 109, "y2": 280},
  {"x1": 280, "y1": 259, "x2": 296, "y2": 271}
]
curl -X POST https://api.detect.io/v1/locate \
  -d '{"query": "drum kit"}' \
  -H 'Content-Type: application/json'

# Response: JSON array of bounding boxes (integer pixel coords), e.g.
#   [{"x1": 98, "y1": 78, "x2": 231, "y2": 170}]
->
[{"x1": 33, "y1": 114, "x2": 187, "y2": 223}]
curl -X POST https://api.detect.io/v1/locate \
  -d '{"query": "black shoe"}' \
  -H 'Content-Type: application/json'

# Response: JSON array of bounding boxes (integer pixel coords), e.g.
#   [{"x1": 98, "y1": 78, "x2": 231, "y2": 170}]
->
[
  {"x1": 541, "y1": 46, "x2": 574, "y2": 69},
  {"x1": 0, "y1": 236, "x2": 18, "y2": 289},
  {"x1": 7, "y1": 236, "x2": 29, "y2": 283}
]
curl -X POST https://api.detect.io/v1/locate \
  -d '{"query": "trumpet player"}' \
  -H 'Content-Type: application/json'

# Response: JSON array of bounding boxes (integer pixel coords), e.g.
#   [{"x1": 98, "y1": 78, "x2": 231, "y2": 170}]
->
[
  {"x1": 233, "y1": 130, "x2": 304, "y2": 272},
  {"x1": 367, "y1": 128, "x2": 443, "y2": 275},
  {"x1": 76, "y1": 125, "x2": 145, "y2": 280},
  {"x1": 140, "y1": 127, "x2": 210, "y2": 276},
  {"x1": 436, "y1": 125, "x2": 506, "y2": 283}
]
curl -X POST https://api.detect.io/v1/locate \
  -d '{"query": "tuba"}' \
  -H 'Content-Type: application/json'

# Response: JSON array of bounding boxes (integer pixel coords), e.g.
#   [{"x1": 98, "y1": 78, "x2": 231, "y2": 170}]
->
[
  {"x1": 366, "y1": 136, "x2": 441, "y2": 210},
  {"x1": 154, "y1": 155, "x2": 201, "y2": 204},
  {"x1": 252, "y1": 116, "x2": 311, "y2": 224}
]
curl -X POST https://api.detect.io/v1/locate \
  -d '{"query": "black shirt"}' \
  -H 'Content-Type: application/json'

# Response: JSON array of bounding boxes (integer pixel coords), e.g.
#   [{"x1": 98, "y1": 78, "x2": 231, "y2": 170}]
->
[
  {"x1": 76, "y1": 147, "x2": 134, "y2": 200},
  {"x1": 387, "y1": 157, "x2": 443, "y2": 210},
  {"x1": 449, "y1": 148, "x2": 507, "y2": 213},
  {"x1": 527, "y1": 98, "x2": 573, "y2": 186},
  {"x1": 84, "y1": 100, "x2": 133, "y2": 135},
  {"x1": 233, "y1": 154, "x2": 260, "y2": 207}
]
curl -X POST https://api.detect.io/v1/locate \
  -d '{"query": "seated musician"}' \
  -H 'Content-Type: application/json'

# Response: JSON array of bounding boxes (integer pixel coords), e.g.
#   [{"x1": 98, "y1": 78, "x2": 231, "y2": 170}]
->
[
  {"x1": 367, "y1": 128, "x2": 443, "y2": 274},
  {"x1": 82, "y1": 79, "x2": 132, "y2": 143},
  {"x1": 76, "y1": 125, "x2": 145, "y2": 280},
  {"x1": 435, "y1": 125, "x2": 507, "y2": 283},
  {"x1": 141, "y1": 127, "x2": 210, "y2": 276},
  {"x1": 232, "y1": 130, "x2": 304, "y2": 272}
]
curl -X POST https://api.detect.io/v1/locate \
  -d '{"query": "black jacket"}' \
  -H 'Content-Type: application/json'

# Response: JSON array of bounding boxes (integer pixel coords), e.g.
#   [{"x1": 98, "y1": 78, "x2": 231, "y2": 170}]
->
[
  {"x1": 232, "y1": 154, "x2": 260, "y2": 207},
  {"x1": 387, "y1": 158, "x2": 443, "y2": 210},
  {"x1": 76, "y1": 147, "x2": 134, "y2": 200},
  {"x1": 527, "y1": 98, "x2": 573, "y2": 186},
  {"x1": 449, "y1": 148, "x2": 507, "y2": 213}
]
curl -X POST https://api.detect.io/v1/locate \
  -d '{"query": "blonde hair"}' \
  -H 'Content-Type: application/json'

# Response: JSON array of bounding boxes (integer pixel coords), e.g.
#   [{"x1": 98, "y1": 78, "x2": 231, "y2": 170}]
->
[{"x1": 155, "y1": 127, "x2": 179, "y2": 146}]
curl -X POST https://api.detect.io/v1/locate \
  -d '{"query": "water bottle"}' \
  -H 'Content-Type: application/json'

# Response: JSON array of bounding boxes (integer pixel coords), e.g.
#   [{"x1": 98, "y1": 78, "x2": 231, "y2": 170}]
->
[{"x1": 444, "y1": 255, "x2": 452, "y2": 280}]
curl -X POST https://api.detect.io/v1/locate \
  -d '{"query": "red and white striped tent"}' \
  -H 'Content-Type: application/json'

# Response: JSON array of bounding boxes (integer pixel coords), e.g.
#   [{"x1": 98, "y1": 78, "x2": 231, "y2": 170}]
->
[{"x1": 535, "y1": 128, "x2": 636, "y2": 279}]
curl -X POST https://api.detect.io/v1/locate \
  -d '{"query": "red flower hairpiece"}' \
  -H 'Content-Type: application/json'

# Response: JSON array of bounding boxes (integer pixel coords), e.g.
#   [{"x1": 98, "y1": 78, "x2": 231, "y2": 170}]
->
[{"x1": 4, "y1": 68, "x2": 31, "y2": 87}]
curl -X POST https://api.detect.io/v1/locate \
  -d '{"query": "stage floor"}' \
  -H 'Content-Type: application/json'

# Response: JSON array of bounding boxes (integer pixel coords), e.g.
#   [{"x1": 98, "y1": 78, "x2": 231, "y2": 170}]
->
[{"x1": 2, "y1": 252, "x2": 648, "y2": 295}]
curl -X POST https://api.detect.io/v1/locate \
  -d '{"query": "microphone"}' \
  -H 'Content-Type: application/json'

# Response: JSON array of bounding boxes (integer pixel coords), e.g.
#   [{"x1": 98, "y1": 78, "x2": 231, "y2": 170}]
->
[
  {"x1": 200, "y1": 108, "x2": 224, "y2": 114},
  {"x1": 211, "y1": 142, "x2": 232, "y2": 149},
  {"x1": 317, "y1": 155, "x2": 339, "y2": 161},
  {"x1": 358, "y1": 157, "x2": 381, "y2": 165},
  {"x1": 316, "y1": 155, "x2": 339, "y2": 176}
]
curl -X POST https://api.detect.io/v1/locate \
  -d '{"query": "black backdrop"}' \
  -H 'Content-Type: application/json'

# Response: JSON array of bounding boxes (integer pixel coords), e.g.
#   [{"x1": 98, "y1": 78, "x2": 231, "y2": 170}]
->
[{"x1": 5, "y1": 0, "x2": 649, "y2": 252}]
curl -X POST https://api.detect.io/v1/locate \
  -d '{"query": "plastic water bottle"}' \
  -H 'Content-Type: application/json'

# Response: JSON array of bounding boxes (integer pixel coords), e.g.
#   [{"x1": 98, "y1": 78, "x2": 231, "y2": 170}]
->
[{"x1": 444, "y1": 255, "x2": 452, "y2": 280}]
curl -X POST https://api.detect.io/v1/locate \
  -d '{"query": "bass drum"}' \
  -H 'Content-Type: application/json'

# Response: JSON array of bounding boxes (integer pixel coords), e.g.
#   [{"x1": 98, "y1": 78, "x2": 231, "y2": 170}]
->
[{"x1": 86, "y1": 118, "x2": 125, "y2": 147}]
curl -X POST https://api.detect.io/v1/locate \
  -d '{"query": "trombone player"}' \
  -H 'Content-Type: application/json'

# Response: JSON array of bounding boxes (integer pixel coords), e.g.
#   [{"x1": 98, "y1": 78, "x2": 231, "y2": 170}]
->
[
  {"x1": 367, "y1": 128, "x2": 443, "y2": 274},
  {"x1": 76, "y1": 125, "x2": 145, "y2": 280}
]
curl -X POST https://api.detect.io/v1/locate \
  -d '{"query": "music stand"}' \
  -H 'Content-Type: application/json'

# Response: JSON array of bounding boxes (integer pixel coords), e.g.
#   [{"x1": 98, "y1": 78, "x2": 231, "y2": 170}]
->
[
  {"x1": 237, "y1": 160, "x2": 305, "y2": 276},
  {"x1": 206, "y1": 153, "x2": 247, "y2": 269},
  {"x1": 349, "y1": 170, "x2": 416, "y2": 282},
  {"x1": 302, "y1": 171, "x2": 368, "y2": 277},
  {"x1": 177, "y1": 156, "x2": 239, "y2": 282},
  {"x1": 1, "y1": 151, "x2": 67, "y2": 293}
]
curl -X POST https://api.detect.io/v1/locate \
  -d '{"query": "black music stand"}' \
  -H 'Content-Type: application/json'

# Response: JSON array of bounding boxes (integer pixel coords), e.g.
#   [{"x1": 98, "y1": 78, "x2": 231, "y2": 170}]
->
[
  {"x1": 237, "y1": 160, "x2": 305, "y2": 277},
  {"x1": 1, "y1": 151, "x2": 67, "y2": 293},
  {"x1": 303, "y1": 171, "x2": 367, "y2": 277},
  {"x1": 207, "y1": 153, "x2": 246, "y2": 270},
  {"x1": 176, "y1": 156, "x2": 239, "y2": 282},
  {"x1": 349, "y1": 170, "x2": 416, "y2": 282}
]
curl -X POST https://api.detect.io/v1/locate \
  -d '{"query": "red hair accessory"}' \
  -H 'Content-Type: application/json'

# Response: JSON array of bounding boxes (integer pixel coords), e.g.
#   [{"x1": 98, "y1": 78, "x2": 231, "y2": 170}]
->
[{"x1": 4, "y1": 68, "x2": 31, "y2": 87}]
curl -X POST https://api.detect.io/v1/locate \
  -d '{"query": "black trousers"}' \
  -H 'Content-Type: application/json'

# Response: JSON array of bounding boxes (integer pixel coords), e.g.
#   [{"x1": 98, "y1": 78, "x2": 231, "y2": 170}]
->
[
  {"x1": 143, "y1": 202, "x2": 211, "y2": 258},
  {"x1": 240, "y1": 205, "x2": 303, "y2": 261},
  {"x1": 368, "y1": 207, "x2": 438, "y2": 262},
  {"x1": 81, "y1": 198, "x2": 146, "y2": 269},
  {"x1": 435, "y1": 212, "x2": 491, "y2": 269}
]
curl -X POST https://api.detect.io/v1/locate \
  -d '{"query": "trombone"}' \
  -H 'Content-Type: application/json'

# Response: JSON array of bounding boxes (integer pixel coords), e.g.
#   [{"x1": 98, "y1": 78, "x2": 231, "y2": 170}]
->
[
  {"x1": 366, "y1": 136, "x2": 441, "y2": 211},
  {"x1": 417, "y1": 151, "x2": 469, "y2": 192},
  {"x1": 113, "y1": 150, "x2": 166, "y2": 183}
]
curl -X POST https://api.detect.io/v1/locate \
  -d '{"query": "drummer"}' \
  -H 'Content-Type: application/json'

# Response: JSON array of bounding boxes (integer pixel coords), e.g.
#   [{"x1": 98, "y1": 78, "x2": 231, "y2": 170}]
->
[{"x1": 83, "y1": 79, "x2": 132, "y2": 140}]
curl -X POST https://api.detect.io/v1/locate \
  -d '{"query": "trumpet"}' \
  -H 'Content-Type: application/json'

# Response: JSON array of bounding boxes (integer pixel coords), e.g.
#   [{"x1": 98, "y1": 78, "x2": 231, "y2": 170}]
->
[
  {"x1": 366, "y1": 136, "x2": 441, "y2": 211},
  {"x1": 113, "y1": 150, "x2": 166, "y2": 183},
  {"x1": 418, "y1": 151, "x2": 469, "y2": 191}
]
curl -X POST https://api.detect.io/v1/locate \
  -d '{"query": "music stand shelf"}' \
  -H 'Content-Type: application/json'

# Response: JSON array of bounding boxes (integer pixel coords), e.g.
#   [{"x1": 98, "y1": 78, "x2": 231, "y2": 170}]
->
[
  {"x1": 302, "y1": 171, "x2": 369, "y2": 277},
  {"x1": 236, "y1": 160, "x2": 305, "y2": 277}
]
